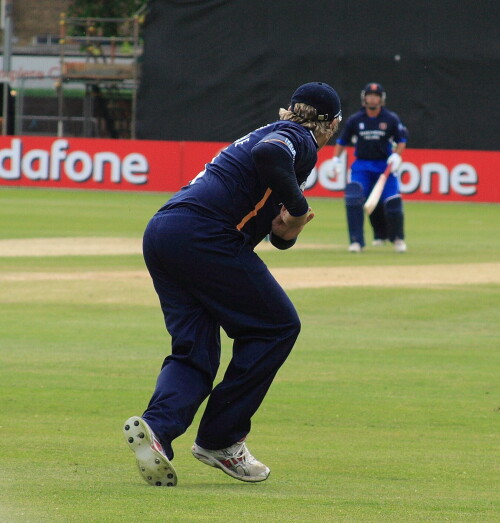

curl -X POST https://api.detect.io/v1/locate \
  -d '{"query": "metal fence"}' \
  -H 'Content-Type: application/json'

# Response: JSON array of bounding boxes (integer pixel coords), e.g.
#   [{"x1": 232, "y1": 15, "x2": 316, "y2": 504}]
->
[{"x1": 13, "y1": 75, "x2": 133, "y2": 138}]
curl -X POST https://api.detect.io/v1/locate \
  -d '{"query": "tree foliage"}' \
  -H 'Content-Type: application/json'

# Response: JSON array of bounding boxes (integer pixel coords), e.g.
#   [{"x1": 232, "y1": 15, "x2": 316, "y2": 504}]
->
[
  {"x1": 67, "y1": 0, "x2": 147, "y2": 37},
  {"x1": 68, "y1": 1, "x2": 147, "y2": 19}
]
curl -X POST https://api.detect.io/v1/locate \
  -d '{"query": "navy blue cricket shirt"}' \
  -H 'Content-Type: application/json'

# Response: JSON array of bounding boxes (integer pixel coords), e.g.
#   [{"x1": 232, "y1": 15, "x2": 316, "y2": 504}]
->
[
  {"x1": 161, "y1": 120, "x2": 318, "y2": 246},
  {"x1": 337, "y1": 107, "x2": 407, "y2": 160}
]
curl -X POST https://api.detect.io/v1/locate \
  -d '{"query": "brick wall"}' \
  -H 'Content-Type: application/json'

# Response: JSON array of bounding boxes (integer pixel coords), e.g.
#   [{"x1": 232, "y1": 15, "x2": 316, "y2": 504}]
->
[{"x1": 12, "y1": 0, "x2": 72, "y2": 45}]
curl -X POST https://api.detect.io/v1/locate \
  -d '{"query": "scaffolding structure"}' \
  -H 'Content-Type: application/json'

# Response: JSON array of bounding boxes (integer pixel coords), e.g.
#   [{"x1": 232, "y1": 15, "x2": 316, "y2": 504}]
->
[{"x1": 57, "y1": 12, "x2": 143, "y2": 139}]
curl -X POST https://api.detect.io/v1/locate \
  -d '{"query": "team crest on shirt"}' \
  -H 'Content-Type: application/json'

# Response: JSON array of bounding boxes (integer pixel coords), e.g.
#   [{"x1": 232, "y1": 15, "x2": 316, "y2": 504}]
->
[
  {"x1": 359, "y1": 123, "x2": 365, "y2": 130},
  {"x1": 379, "y1": 122, "x2": 387, "y2": 130}
]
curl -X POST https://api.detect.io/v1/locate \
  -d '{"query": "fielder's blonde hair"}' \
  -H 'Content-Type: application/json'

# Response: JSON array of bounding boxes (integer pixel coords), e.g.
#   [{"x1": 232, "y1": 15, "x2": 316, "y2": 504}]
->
[{"x1": 279, "y1": 103, "x2": 334, "y2": 141}]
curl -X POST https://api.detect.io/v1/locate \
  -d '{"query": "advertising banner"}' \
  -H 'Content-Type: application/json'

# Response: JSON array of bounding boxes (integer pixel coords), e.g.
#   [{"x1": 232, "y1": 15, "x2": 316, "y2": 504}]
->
[
  {"x1": 310, "y1": 147, "x2": 499, "y2": 202},
  {"x1": 0, "y1": 136, "x2": 498, "y2": 203}
]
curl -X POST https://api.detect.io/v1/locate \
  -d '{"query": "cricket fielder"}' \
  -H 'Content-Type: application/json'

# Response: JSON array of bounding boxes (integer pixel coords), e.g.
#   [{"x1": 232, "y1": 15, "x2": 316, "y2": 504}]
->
[
  {"x1": 332, "y1": 82, "x2": 408, "y2": 253},
  {"x1": 123, "y1": 82, "x2": 342, "y2": 485}
]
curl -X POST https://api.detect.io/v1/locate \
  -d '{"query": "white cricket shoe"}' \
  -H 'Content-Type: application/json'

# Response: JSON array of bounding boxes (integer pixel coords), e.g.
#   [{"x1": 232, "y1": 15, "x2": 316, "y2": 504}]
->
[
  {"x1": 191, "y1": 439, "x2": 270, "y2": 483},
  {"x1": 348, "y1": 242, "x2": 362, "y2": 253},
  {"x1": 394, "y1": 239, "x2": 407, "y2": 253},
  {"x1": 372, "y1": 239, "x2": 386, "y2": 247},
  {"x1": 123, "y1": 416, "x2": 177, "y2": 486}
]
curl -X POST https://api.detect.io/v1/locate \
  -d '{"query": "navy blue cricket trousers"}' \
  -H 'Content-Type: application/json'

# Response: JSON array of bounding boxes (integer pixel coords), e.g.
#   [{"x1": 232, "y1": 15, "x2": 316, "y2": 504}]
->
[{"x1": 141, "y1": 208, "x2": 301, "y2": 459}]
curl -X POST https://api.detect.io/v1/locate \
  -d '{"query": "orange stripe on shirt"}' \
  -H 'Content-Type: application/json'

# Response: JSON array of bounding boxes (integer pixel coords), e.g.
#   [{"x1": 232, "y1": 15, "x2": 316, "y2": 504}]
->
[
  {"x1": 236, "y1": 188, "x2": 273, "y2": 231},
  {"x1": 263, "y1": 139, "x2": 287, "y2": 146}
]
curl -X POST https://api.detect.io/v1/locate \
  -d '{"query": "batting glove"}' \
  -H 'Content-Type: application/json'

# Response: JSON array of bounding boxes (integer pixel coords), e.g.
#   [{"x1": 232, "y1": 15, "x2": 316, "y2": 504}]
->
[
  {"x1": 387, "y1": 152, "x2": 402, "y2": 172},
  {"x1": 332, "y1": 156, "x2": 342, "y2": 177}
]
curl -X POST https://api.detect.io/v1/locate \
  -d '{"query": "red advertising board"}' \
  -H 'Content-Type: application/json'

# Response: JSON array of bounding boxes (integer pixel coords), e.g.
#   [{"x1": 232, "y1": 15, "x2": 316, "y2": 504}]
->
[
  {"x1": 312, "y1": 146, "x2": 499, "y2": 202},
  {"x1": 0, "y1": 136, "x2": 498, "y2": 202}
]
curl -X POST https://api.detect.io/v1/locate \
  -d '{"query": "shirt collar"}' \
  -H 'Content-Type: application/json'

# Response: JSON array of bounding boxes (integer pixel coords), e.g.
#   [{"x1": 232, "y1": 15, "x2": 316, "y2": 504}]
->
[{"x1": 309, "y1": 129, "x2": 319, "y2": 149}]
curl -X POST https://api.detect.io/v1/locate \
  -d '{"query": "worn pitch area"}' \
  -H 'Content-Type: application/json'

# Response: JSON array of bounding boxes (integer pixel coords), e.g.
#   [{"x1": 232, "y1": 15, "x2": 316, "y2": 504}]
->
[{"x1": 1, "y1": 237, "x2": 498, "y2": 289}]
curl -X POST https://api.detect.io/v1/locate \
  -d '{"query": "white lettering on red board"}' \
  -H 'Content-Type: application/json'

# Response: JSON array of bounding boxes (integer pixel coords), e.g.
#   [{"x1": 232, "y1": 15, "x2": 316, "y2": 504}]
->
[
  {"x1": 399, "y1": 162, "x2": 477, "y2": 195},
  {"x1": 305, "y1": 158, "x2": 478, "y2": 196},
  {"x1": 0, "y1": 138, "x2": 149, "y2": 185}
]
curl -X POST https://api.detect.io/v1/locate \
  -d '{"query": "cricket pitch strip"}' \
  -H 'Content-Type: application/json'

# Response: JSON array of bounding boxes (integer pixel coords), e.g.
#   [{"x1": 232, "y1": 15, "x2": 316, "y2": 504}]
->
[{"x1": 1, "y1": 237, "x2": 499, "y2": 288}]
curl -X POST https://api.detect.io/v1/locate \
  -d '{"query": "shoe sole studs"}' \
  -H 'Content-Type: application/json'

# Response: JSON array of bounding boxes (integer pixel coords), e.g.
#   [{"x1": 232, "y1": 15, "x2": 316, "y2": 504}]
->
[{"x1": 123, "y1": 416, "x2": 178, "y2": 487}]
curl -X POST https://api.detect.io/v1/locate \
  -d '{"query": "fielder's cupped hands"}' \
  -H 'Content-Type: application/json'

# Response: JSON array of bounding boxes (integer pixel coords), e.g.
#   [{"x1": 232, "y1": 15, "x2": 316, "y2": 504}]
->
[{"x1": 271, "y1": 205, "x2": 315, "y2": 241}]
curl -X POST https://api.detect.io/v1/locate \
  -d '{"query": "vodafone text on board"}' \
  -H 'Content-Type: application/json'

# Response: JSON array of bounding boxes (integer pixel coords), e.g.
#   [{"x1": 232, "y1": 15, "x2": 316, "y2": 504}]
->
[{"x1": 0, "y1": 138, "x2": 149, "y2": 185}]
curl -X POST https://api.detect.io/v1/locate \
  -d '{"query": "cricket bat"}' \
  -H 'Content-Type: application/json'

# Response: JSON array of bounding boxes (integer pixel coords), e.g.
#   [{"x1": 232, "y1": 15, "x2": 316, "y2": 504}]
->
[{"x1": 363, "y1": 164, "x2": 392, "y2": 215}]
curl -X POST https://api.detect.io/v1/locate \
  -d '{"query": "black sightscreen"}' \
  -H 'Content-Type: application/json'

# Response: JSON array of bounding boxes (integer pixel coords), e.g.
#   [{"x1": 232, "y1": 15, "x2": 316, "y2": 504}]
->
[{"x1": 137, "y1": 0, "x2": 500, "y2": 150}]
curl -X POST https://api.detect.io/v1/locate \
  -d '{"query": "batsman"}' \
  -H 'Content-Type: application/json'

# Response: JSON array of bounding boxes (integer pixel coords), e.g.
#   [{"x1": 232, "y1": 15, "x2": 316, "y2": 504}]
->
[{"x1": 332, "y1": 82, "x2": 408, "y2": 253}]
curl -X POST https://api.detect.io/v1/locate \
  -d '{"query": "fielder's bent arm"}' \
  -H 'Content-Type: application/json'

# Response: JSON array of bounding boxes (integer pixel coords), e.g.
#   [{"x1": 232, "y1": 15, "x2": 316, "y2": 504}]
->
[{"x1": 251, "y1": 138, "x2": 309, "y2": 217}]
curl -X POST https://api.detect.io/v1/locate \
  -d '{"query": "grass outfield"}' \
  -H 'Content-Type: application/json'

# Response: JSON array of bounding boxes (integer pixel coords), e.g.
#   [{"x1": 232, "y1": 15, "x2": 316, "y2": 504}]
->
[{"x1": 0, "y1": 188, "x2": 499, "y2": 522}]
